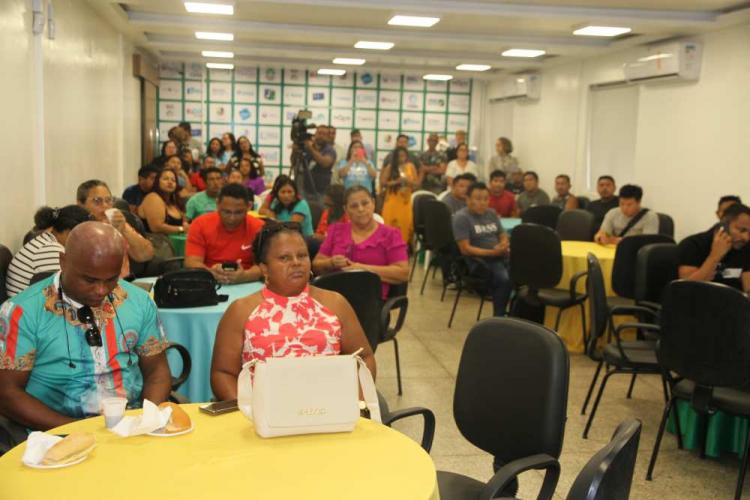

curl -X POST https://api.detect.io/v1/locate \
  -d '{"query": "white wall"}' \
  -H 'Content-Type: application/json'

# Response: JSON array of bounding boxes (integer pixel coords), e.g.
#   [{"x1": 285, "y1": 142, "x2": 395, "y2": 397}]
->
[
  {"x1": 0, "y1": 0, "x2": 142, "y2": 250},
  {"x1": 486, "y1": 22, "x2": 750, "y2": 240}
]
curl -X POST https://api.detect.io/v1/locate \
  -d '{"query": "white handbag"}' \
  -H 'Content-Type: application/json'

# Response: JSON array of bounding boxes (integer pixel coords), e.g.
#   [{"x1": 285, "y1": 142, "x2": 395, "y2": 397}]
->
[{"x1": 237, "y1": 352, "x2": 381, "y2": 438}]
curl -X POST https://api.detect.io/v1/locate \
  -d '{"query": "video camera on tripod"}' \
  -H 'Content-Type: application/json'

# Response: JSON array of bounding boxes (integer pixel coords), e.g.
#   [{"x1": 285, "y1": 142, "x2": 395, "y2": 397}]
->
[
  {"x1": 289, "y1": 110, "x2": 318, "y2": 198},
  {"x1": 290, "y1": 110, "x2": 316, "y2": 147}
]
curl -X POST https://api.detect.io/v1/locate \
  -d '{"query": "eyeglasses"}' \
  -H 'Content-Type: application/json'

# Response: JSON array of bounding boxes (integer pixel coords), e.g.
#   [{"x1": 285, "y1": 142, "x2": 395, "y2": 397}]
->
[
  {"x1": 77, "y1": 305, "x2": 102, "y2": 347},
  {"x1": 88, "y1": 196, "x2": 113, "y2": 207}
]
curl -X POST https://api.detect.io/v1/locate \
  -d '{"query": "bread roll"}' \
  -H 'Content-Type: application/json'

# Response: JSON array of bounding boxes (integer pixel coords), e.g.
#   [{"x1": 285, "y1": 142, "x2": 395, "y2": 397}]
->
[
  {"x1": 42, "y1": 432, "x2": 96, "y2": 465},
  {"x1": 158, "y1": 402, "x2": 191, "y2": 433}
]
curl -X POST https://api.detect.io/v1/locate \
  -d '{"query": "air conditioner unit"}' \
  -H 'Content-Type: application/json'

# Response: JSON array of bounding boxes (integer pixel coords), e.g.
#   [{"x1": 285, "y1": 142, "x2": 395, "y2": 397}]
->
[
  {"x1": 623, "y1": 41, "x2": 702, "y2": 83},
  {"x1": 489, "y1": 74, "x2": 541, "y2": 101}
]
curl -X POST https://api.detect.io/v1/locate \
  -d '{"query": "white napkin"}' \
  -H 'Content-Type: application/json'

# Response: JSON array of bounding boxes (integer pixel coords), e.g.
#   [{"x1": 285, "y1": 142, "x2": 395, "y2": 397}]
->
[
  {"x1": 22, "y1": 431, "x2": 63, "y2": 466},
  {"x1": 110, "y1": 399, "x2": 172, "y2": 437}
]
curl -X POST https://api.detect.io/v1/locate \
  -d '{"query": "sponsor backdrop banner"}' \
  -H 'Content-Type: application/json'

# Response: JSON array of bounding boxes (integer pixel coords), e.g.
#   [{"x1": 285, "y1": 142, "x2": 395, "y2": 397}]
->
[{"x1": 157, "y1": 63, "x2": 472, "y2": 180}]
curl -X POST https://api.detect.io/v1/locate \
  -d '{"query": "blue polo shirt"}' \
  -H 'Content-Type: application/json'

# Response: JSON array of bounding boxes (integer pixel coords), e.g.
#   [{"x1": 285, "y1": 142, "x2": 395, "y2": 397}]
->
[{"x1": 0, "y1": 273, "x2": 168, "y2": 418}]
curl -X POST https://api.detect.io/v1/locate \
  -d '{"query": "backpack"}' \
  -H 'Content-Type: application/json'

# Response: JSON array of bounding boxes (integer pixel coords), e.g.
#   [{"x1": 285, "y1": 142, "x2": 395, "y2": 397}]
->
[{"x1": 154, "y1": 269, "x2": 228, "y2": 308}]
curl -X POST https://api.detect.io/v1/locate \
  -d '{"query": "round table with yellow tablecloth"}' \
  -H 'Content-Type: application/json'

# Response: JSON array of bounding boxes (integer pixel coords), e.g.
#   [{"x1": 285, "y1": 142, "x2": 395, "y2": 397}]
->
[
  {"x1": 543, "y1": 241, "x2": 621, "y2": 353},
  {"x1": 0, "y1": 404, "x2": 439, "y2": 500}
]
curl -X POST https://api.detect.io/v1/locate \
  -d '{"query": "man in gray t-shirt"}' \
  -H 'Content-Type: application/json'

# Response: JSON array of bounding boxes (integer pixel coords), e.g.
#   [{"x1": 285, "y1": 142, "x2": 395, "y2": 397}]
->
[
  {"x1": 452, "y1": 182, "x2": 512, "y2": 316},
  {"x1": 442, "y1": 173, "x2": 475, "y2": 215},
  {"x1": 516, "y1": 171, "x2": 550, "y2": 214},
  {"x1": 594, "y1": 184, "x2": 659, "y2": 244}
]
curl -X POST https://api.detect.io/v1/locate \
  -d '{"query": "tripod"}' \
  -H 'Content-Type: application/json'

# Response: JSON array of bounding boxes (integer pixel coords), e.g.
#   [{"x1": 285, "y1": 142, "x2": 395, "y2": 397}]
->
[{"x1": 289, "y1": 145, "x2": 317, "y2": 201}]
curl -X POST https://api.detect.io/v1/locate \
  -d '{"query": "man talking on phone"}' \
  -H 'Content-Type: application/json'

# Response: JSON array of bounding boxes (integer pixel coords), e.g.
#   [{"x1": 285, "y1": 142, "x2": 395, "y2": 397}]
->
[
  {"x1": 678, "y1": 203, "x2": 750, "y2": 293},
  {"x1": 184, "y1": 184, "x2": 264, "y2": 284}
]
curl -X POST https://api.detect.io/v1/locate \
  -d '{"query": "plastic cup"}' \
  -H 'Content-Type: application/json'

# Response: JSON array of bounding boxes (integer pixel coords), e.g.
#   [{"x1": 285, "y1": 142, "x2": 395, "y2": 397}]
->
[
  {"x1": 104, "y1": 208, "x2": 118, "y2": 224},
  {"x1": 102, "y1": 397, "x2": 127, "y2": 428}
]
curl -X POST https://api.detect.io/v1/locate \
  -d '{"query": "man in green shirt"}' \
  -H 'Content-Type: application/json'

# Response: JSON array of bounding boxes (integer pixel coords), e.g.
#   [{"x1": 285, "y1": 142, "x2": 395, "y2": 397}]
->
[{"x1": 186, "y1": 167, "x2": 223, "y2": 221}]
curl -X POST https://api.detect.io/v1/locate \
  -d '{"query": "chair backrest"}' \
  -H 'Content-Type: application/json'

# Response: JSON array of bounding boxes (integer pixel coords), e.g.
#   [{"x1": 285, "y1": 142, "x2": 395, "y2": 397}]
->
[
  {"x1": 509, "y1": 223, "x2": 563, "y2": 289},
  {"x1": 312, "y1": 270, "x2": 382, "y2": 351},
  {"x1": 0, "y1": 244, "x2": 12, "y2": 303},
  {"x1": 454, "y1": 317, "x2": 569, "y2": 463},
  {"x1": 576, "y1": 196, "x2": 590, "y2": 210},
  {"x1": 657, "y1": 212, "x2": 674, "y2": 238},
  {"x1": 165, "y1": 342, "x2": 192, "y2": 392},
  {"x1": 422, "y1": 200, "x2": 455, "y2": 251},
  {"x1": 611, "y1": 234, "x2": 674, "y2": 299},
  {"x1": 634, "y1": 243, "x2": 679, "y2": 303},
  {"x1": 659, "y1": 280, "x2": 750, "y2": 388},
  {"x1": 557, "y1": 209, "x2": 597, "y2": 242},
  {"x1": 308, "y1": 200, "x2": 324, "y2": 231},
  {"x1": 566, "y1": 419, "x2": 642, "y2": 500},
  {"x1": 413, "y1": 192, "x2": 438, "y2": 238},
  {"x1": 521, "y1": 205, "x2": 562, "y2": 230},
  {"x1": 585, "y1": 253, "x2": 611, "y2": 356},
  {"x1": 29, "y1": 271, "x2": 56, "y2": 286}
]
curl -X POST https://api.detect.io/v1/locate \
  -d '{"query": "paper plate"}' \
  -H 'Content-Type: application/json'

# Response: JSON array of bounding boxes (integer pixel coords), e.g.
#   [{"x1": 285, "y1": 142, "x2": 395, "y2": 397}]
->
[
  {"x1": 23, "y1": 454, "x2": 89, "y2": 469},
  {"x1": 146, "y1": 424, "x2": 194, "y2": 437}
]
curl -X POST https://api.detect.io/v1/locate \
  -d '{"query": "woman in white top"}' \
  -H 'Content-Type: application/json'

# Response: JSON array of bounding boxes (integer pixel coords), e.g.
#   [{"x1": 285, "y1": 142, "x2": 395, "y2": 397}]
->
[
  {"x1": 6, "y1": 205, "x2": 91, "y2": 297},
  {"x1": 445, "y1": 143, "x2": 479, "y2": 185}
]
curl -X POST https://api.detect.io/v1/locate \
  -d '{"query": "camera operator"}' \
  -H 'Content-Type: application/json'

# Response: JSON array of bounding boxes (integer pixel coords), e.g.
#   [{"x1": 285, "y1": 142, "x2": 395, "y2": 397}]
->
[{"x1": 292, "y1": 125, "x2": 337, "y2": 203}]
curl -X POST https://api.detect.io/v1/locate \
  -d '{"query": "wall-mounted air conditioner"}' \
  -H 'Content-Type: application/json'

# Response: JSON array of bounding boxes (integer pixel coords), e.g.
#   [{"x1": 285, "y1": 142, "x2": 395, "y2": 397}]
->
[
  {"x1": 623, "y1": 41, "x2": 702, "y2": 83},
  {"x1": 489, "y1": 74, "x2": 541, "y2": 102}
]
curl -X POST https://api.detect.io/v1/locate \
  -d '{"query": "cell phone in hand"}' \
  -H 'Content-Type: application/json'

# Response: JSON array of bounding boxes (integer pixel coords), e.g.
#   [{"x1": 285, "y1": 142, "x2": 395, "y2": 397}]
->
[
  {"x1": 222, "y1": 261, "x2": 238, "y2": 271},
  {"x1": 199, "y1": 399, "x2": 238, "y2": 416}
]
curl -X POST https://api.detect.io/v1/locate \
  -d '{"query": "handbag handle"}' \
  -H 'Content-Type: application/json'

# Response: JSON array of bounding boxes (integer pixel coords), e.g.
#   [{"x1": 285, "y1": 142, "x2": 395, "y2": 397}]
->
[{"x1": 236, "y1": 355, "x2": 381, "y2": 424}]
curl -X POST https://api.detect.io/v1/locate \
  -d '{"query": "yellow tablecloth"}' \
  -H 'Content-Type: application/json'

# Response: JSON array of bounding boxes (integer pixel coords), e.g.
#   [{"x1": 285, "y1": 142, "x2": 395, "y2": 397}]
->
[
  {"x1": 0, "y1": 404, "x2": 439, "y2": 500},
  {"x1": 544, "y1": 241, "x2": 618, "y2": 353}
]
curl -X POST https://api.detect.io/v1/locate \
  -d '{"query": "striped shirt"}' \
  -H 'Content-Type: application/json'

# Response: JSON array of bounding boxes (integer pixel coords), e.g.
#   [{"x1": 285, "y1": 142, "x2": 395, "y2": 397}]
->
[{"x1": 6, "y1": 232, "x2": 64, "y2": 297}]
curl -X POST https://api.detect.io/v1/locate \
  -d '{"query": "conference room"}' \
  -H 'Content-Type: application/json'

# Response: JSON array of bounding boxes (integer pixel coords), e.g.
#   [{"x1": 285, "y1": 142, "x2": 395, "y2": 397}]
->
[{"x1": 2, "y1": 0, "x2": 750, "y2": 498}]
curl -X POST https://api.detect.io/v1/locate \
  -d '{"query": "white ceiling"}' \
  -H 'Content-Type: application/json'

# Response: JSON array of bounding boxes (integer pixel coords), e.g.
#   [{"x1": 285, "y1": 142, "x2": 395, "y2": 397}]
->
[{"x1": 91, "y1": 0, "x2": 750, "y2": 77}]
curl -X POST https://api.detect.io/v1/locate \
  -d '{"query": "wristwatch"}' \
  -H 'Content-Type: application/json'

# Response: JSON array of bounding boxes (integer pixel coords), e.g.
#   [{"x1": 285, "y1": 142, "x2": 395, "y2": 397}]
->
[{"x1": 178, "y1": 226, "x2": 184, "y2": 233}]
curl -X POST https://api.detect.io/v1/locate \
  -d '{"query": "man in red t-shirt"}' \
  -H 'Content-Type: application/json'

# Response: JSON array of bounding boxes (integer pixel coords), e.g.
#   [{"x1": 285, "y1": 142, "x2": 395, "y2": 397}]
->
[
  {"x1": 488, "y1": 170, "x2": 517, "y2": 218},
  {"x1": 185, "y1": 184, "x2": 264, "y2": 284}
]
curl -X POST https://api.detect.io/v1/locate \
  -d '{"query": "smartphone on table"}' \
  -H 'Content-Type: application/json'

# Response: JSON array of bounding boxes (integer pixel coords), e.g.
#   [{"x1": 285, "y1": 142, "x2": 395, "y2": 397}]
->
[
  {"x1": 222, "y1": 261, "x2": 238, "y2": 271},
  {"x1": 199, "y1": 399, "x2": 239, "y2": 416}
]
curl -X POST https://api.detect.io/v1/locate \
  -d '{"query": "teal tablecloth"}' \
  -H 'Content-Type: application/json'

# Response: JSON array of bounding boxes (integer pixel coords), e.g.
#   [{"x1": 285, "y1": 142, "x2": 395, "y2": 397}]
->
[
  {"x1": 136, "y1": 277, "x2": 263, "y2": 403},
  {"x1": 501, "y1": 217, "x2": 522, "y2": 232},
  {"x1": 668, "y1": 400, "x2": 750, "y2": 458}
]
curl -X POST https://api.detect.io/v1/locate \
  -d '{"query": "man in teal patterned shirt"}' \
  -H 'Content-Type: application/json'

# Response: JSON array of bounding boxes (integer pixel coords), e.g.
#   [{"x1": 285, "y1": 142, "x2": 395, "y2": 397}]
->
[{"x1": 0, "y1": 222, "x2": 171, "y2": 431}]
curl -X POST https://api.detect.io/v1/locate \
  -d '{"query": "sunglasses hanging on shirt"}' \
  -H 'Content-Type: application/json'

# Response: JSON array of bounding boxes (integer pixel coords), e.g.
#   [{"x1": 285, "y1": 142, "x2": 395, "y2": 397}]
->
[{"x1": 76, "y1": 305, "x2": 103, "y2": 347}]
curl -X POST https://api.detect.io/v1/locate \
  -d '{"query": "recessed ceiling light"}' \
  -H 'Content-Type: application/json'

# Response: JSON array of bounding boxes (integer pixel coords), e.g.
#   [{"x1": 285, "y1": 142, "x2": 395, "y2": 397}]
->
[
  {"x1": 354, "y1": 41, "x2": 395, "y2": 50},
  {"x1": 333, "y1": 58, "x2": 366, "y2": 65},
  {"x1": 195, "y1": 31, "x2": 234, "y2": 41},
  {"x1": 318, "y1": 68, "x2": 346, "y2": 76},
  {"x1": 502, "y1": 48, "x2": 546, "y2": 58},
  {"x1": 573, "y1": 25, "x2": 631, "y2": 37},
  {"x1": 184, "y1": 2, "x2": 234, "y2": 15},
  {"x1": 456, "y1": 64, "x2": 491, "y2": 72},
  {"x1": 202, "y1": 50, "x2": 234, "y2": 58},
  {"x1": 388, "y1": 15, "x2": 440, "y2": 27},
  {"x1": 206, "y1": 62, "x2": 234, "y2": 70},
  {"x1": 423, "y1": 74, "x2": 453, "y2": 81}
]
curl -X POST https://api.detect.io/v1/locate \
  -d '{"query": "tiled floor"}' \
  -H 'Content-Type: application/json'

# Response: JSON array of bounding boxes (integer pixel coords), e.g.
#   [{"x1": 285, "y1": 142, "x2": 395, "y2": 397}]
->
[{"x1": 374, "y1": 267, "x2": 745, "y2": 499}]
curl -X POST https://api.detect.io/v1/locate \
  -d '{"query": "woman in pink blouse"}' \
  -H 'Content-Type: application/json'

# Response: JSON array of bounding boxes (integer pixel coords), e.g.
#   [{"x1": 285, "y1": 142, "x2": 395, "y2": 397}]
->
[
  {"x1": 313, "y1": 186, "x2": 409, "y2": 299},
  {"x1": 210, "y1": 221, "x2": 375, "y2": 401}
]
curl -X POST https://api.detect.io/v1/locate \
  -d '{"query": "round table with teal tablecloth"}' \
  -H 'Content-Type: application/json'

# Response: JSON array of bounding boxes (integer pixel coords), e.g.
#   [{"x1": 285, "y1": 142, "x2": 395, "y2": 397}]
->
[
  {"x1": 668, "y1": 400, "x2": 750, "y2": 459},
  {"x1": 501, "y1": 217, "x2": 521, "y2": 233},
  {"x1": 136, "y1": 277, "x2": 263, "y2": 403}
]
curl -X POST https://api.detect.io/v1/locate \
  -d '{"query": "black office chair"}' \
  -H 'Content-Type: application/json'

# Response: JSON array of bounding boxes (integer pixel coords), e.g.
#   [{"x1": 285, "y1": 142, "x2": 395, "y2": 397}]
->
[
  {"x1": 166, "y1": 342, "x2": 192, "y2": 403},
  {"x1": 437, "y1": 317, "x2": 569, "y2": 500},
  {"x1": 447, "y1": 256, "x2": 494, "y2": 328},
  {"x1": 313, "y1": 270, "x2": 408, "y2": 395},
  {"x1": 634, "y1": 243, "x2": 679, "y2": 308},
  {"x1": 521, "y1": 205, "x2": 562, "y2": 230},
  {"x1": 510, "y1": 224, "x2": 588, "y2": 341},
  {"x1": 29, "y1": 271, "x2": 56, "y2": 286},
  {"x1": 410, "y1": 191, "x2": 438, "y2": 282},
  {"x1": 576, "y1": 196, "x2": 590, "y2": 210},
  {"x1": 611, "y1": 234, "x2": 674, "y2": 301},
  {"x1": 566, "y1": 419, "x2": 642, "y2": 500},
  {"x1": 136, "y1": 233, "x2": 184, "y2": 278},
  {"x1": 0, "y1": 244, "x2": 13, "y2": 303},
  {"x1": 581, "y1": 253, "x2": 666, "y2": 439},
  {"x1": 647, "y1": 281, "x2": 750, "y2": 500},
  {"x1": 656, "y1": 212, "x2": 675, "y2": 239},
  {"x1": 557, "y1": 209, "x2": 597, "y2": 242},
  {"x1": 420, "y1": 200, "x2": 458, "y2": 297}
]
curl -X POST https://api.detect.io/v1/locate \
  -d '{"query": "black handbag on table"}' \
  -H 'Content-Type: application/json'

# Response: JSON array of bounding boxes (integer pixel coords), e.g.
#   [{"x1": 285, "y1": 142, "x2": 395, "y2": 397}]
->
[{"x1": 154, "y1": 269, "x2": 228, "y2": 308}]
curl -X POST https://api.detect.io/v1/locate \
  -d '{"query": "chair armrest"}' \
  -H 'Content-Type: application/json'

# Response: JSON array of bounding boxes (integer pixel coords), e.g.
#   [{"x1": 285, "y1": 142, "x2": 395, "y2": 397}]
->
[
  {"x1": 479, "y1": 454, "x2": 560, "y2": 500},
  {"x1": 166, "y1": 342, "x2": 192, "y2": 391},
  {"x1": 569, "y1": 270, "x2": 588, "y2": 300},
  {"x1": 168, "y1": 391, "x2": 191, "y2": 404},
  {"x1": 612, "y1": 322, "x2": 661, "y2": 361},
  {"x1": 380, "y1": 296, "x2": 408, "y2": 342},
  {"x1": 382, "y1": 406, "x2": 435, "y2": 453}
]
